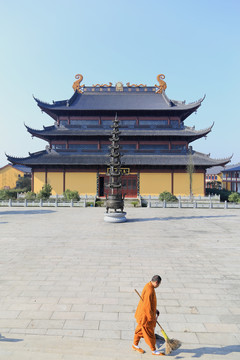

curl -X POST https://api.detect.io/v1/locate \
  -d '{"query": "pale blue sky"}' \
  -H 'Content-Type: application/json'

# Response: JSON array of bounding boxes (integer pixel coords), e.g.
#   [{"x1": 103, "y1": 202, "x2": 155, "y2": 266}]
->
[{"x1": 0, "y1": 0, "x2": 239, "y2": 167}]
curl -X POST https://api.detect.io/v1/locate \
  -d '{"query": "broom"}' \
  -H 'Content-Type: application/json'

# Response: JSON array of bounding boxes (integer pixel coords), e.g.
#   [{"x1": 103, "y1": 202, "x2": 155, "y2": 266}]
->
[{"x1": 135, "y1": 289, "x2": 181, "y2": 355}]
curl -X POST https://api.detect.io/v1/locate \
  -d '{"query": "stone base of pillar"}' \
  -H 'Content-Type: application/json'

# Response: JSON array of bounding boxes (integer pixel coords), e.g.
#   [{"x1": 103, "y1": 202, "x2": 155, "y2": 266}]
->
[{"x1": 104, "y1": 211, "x2": 127, "y2": 223}]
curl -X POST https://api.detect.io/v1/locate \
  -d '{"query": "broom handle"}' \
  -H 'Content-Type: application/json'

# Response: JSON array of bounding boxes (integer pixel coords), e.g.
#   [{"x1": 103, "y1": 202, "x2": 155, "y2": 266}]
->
[{"x1": 134, "y1": 288, "x2": 167, "y2": 335}]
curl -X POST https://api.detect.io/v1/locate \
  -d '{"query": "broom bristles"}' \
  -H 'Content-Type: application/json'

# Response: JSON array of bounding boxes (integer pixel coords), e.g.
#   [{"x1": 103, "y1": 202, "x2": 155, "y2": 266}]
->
[{"x1": 165, "y1": 338, "x2": 182, "y2": 355}]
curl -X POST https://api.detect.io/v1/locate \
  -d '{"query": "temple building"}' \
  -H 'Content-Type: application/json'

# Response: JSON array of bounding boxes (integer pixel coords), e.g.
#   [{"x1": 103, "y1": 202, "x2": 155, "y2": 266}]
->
[
  {"x1": 222, "y1": 164, "x2": 240, "y2": 192},
  {"x1": 7, "y1": 74, "x2": 231, "y2": 197}
]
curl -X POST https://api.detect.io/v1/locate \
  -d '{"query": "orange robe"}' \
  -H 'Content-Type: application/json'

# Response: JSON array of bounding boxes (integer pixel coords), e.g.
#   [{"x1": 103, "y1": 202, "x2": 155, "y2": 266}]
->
[{"x1": 134, "y1": 282, "x2": 157, "y2": 351}]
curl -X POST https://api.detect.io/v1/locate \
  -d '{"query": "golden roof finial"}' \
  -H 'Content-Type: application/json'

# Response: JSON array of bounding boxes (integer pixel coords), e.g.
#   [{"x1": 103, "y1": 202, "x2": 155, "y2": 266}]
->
[
  {"x1": 72, "y1": 74, "x2": 85, "y2": 93},
  {"x1": 155, "y1": 74, "x2": 167, "y2": 94}
]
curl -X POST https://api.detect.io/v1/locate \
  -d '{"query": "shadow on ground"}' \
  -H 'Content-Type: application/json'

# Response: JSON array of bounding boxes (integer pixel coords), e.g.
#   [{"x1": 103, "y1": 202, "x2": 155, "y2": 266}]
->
[
  {"x1": 127, "y1": 215, "x2": 236, "y2": 222},
  {"x1": 0, "y1": 210, "x2": 55, "y2": 215},
  {"x1": 174, "y1": 345, "x2": 240, "y2": 358},
  {"x1": 0, "y1": 334, "x2": 23, "y2": 343}
]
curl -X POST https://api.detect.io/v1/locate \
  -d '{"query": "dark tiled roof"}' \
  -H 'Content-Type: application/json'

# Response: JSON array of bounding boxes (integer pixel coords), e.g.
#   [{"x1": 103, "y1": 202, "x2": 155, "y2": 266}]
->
[
  {"x1": 34, "y1": 89, "x2": 204, "y2": 114},
  {"x1": 25, "y1": 124, "x2": 213, "y2": 140},
  {"x1": 6, "y1": 150, "x2": 231, "y2": 168},
  {"x1": 206, "y1": 166, "x2": 224, "y2": 175},
  {"x1": 222, "y1": 163, "x2": 240, "y2": 172},
  {"x1": 12, "y1": 164, "x2": 31, "y2": 173}
]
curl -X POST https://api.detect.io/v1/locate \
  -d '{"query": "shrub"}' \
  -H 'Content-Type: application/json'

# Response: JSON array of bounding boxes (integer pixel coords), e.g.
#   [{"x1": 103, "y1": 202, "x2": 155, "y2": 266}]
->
[
  {"x1": 131, "y1": 200, "x2": 139, "y2": 207},
  {"x1": 205, "y1": 188, "x2": 232, "y2": 202},
  {"x1": 95, "y1": 200, "x2": 104, "y2": 207},
  {"x1": 86, "y1": 201, "x2": 94, "y2": 207},
  {"x1": 228, "y1": 192, "x2": 240, "y2": 203},
  {"x1": 0, "y1": 189, "x2": 19, "y2": 200},
  {"x1": 159, "y1": 191, "x2": 178, "y2": 202},
  {"x1": 37, "y1": 184, "x2": 52, "y2": 200},
  {"x1": 15, "y1": 176, "x2": 31, "y2": 192},
  {"x1": 25, "y1": 191, "x2": 36, "y2": 200},
  {"x1": 63, "y1": 189, "x2": 80, "y2": 201}
]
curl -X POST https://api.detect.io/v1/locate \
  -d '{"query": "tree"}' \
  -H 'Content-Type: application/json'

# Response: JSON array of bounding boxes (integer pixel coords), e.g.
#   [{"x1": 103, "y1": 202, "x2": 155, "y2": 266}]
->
[
  {"x1": 228, "y1": 192, "x2": 240, "y2": 203},
  {"x1": 186, "y1": 147, "x2": 195, "y2": 199},
  {"x1": 63, "y1": 189, "x2": 80, "y2": 201},
  {"x1": 159, "y1": 191, "x2": 178, "y2": 202},
  {"x1": 37, "y1": 184, "x2": 52, "y2": 200},
  {"x1": 15, "y1": 176, "x2": 31, "y2": 192}
]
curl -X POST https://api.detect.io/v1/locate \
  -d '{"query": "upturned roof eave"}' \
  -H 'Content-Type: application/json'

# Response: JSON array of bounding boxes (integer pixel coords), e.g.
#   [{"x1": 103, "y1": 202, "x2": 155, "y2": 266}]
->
[
  {"x1": 33, "y1": 91, "x2": 205, "y2": 116},
  {"x1": 6, "y1": 150, "x2": 231, "y2": 168}
]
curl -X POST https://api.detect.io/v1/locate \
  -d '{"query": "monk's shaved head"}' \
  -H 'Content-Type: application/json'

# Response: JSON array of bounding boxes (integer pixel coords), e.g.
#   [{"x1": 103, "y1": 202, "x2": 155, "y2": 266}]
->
[{"x1": 151, "y1": 275, "x2": 161, "y2": 284}]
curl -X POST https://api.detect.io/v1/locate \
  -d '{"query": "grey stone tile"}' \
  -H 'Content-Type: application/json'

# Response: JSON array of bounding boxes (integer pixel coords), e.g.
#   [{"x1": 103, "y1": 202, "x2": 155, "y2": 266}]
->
[
  {"x1": 85, "y1": 312, "x2": 117, "y2": 321},
  {"x1": 84, "y1": 329, "x2": 121, "y2": 339},
  {"x1": 64, "y1": 320, "x2": 99, "y2": 330},
  {"x1": 28, "y1": 320, "x2": 65, "y2": 329},
  {"x1": 51, "y1": 311, "x2": 85, "y2": 320},
  {"x1": 204, "y1": 323, "x2": 239, "y2": 333},
  {"x1": 99, "y1": 320, "x2": 135, "y2": 331},
  {"x1": 196, "y1": 332, "x2": 240, "y2": 345}
]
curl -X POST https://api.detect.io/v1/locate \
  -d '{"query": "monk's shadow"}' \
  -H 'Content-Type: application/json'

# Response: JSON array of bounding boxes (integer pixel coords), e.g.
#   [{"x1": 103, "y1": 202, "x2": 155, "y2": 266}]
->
[
  {"x1": 0, "y1": 334, "x2": 23, "y2": 342},
  {"x1": 155, "y1": 334, "x2": 165, "y2": 349},
  {"x1": 173, "y1": 344, "x2": 240, "y2": 358}
]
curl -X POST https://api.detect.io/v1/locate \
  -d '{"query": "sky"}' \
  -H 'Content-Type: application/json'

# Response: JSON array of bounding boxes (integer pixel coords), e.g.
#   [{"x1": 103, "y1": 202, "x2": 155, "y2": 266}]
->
[{"x1": 0, "y1": 0, "x2": 240, "y2": 168}]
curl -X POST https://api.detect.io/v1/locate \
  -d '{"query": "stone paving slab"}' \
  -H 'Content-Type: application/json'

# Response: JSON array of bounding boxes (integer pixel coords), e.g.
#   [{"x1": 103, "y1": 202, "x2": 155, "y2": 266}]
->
[{"x1": 0, "y1": 207, "x2": 240, "y2": 359}]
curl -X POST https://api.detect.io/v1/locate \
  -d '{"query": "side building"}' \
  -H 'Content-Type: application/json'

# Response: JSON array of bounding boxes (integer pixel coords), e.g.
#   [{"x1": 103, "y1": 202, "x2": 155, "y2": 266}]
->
[
  {"x1": 7, "y1": 74, "x2": 231, "y2": 197},
  {"x1": 0, "y1": 164, "x2": 31, "y2": 190},
  {"x1": 222, "y1": 164, "x2": 240, "y2": 193}
]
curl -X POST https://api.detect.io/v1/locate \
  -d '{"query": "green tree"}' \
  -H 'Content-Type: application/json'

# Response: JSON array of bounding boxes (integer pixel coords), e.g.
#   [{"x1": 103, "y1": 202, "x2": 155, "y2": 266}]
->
[
  {"x1": 228, "y1": 192, "x2": 240, "y2": 203},
  {"x1": 0, "y1": 189, "x2": 18, "y2": 200},
  {"x1": 186, "y1": 148, "x2": 195, "y2": 199},
  {"x1": 37, "y1": 184, "x2": 52, "y2": 200},
  {"x1": 63, "y1": 189, "x2": 80, "y2": 201},
  {"x1": 15, "y1": 176, "x2": 31, "y2": 192},
  {"x1": 25, "y1": 191, "x2": 36, "y2": 200},
  {"x1": 159, "y1": 191, "x2": 178, "y2": 202}
]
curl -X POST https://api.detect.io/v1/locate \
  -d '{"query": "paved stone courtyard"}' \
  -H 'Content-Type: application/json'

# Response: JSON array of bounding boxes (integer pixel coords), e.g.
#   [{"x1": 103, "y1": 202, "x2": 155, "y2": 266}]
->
[{"x1": 0, "y1": 207, "x2": 239, "y2": 359}]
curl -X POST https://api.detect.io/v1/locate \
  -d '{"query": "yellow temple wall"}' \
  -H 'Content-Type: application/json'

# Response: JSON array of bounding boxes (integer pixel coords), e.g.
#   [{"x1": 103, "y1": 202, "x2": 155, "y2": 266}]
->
[
  {"x1": 33, "y1": 172, "x2": 45, "y2": 193},
  {"x1": 65, "y1": 172, "x2": 96, "y2": 195},
  {"x1": 0, "y1": 165, "x2": 24, "y2": 189},
  {"x1": 47, "y1": 172, "x2": 63, "y2": 195},
  {"x1": 140, "y1": 173, "x2": 171, "y2": 196},
  {"x1": 140, "y1": 171, "x2": 205, "y2": 197},
  {"x1": 173, "y1": 172, "x2": 204, "y2": 196},
  {"x1": 32, "y1": 170, "x2": 205, "y2": 197}
]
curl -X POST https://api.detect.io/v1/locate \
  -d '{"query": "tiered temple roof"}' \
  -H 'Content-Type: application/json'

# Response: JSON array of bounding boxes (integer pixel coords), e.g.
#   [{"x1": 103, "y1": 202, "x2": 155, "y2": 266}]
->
[
  {"x1": 7, "y1": 150, "x2": 231, "y2": 168},
  {"x1": 34, "y1": 87, "x2": 205, "y2": 120},
  {"x1": 24, "y1": 123, "x2": 214, "y2": 143},
  {"x1": 7, "y1": 74, "x2": 231, "y2": 169}
]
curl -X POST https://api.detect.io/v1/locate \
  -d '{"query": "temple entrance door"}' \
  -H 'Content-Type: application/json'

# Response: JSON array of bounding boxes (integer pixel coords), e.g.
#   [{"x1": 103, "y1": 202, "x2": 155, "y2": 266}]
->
[
  {"x1": 98, "y1": 174, "x2": 137, "y2": 198},
  {"x1": 99, "y1": 177, "x2": 105, "y2": 197},
  {"x1": 122, "y1": 175, "x2": 137, "y2": 198}
]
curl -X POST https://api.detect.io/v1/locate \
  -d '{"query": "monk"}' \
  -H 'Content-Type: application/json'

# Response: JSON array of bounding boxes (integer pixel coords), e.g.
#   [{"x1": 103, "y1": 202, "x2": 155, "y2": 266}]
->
[{"x1": 132, "y1": 275, "x2": 164, "y2": 356}]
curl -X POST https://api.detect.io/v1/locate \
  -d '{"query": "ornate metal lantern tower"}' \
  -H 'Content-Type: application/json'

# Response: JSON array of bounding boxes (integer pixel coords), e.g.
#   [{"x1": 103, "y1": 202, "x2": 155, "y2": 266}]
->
[{"x1": 104, "y1": 115, "x2": 127, "y2": 223}]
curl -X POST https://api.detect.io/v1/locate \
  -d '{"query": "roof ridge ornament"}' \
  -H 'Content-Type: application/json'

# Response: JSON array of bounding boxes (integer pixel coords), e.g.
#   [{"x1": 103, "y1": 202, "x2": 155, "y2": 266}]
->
[
  {"x1": 126, "y1": 82, "x2": 147, "y2": 88},
  {"x1": 72, "y1": 74, "x2": 85, "y2": 93},
  {"x1": 155, "y1": 74, "x2": 167, "y2": 94},
  {"x1": 92, "y1": 82, "x2": 113, "y2": 88}
]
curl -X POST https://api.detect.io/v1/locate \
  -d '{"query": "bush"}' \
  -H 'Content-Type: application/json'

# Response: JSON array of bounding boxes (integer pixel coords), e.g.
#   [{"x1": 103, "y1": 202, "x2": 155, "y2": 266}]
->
[
  {"x1": 63, "y1": 189, "x2": 80, "y2": 201},
  {"x1": 15, "y1": 176, "x2": 31, "y2": 192},
  {"x1": 131, "y1": 200, "x2": 139, "y2": 207},
  {"x1": 205, "y1": 188, "x2": 232, "y2": 202},
  {"x1": 228, "y1": 192, "x2": 240, "y2": 203},
  {"x1": 25, "y1": 191, "x2": 36, "y2": 200},
  {"x1": 86, "y1": 201, "x2": 94, "y2": 207},
  {"x1": 95, "y1": 200, "x2": 104, "y2": 207},
  {"x1": 159, "y1": 191, "x2": 178, "y2": 202},
  {"x1": 37, "y1": 184, "x2": 52, "y2": 200},
  {"x1": 0, "y1": 189, "x2": 19, "y2": 200}
]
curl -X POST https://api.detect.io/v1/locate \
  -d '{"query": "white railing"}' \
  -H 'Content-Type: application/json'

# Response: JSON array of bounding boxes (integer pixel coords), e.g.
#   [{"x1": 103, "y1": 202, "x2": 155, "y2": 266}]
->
[{"x1": 0, "y1": 195, "x2": 98, "y2": 208}]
